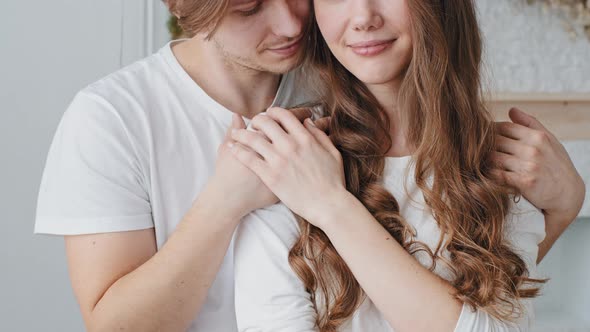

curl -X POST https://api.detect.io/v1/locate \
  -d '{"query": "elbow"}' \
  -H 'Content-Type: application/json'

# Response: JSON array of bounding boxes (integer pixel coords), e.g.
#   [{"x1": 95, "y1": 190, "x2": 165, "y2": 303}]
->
[{"x1": 86, "y1": 313, "x2": 185, "y2": 332}]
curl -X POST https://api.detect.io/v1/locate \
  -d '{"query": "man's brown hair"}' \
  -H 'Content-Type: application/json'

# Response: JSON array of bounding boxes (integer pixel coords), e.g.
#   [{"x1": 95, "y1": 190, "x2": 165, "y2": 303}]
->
[{"x1": 167, "y1": 0, "x2": 230, "y2": 38}]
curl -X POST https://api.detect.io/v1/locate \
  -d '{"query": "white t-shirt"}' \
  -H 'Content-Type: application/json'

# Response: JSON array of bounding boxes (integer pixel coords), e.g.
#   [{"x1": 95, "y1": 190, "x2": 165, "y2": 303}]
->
[
  {"x1": 34, "y1": 40, "x2": 314, "y2": 332},
  {"x1": 233, "y1": 155, "x2": 546, "y2": 332}
]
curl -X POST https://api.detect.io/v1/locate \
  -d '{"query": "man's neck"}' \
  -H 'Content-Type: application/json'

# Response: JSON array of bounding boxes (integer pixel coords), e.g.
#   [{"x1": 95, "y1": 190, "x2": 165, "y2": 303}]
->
[{"x1": 172, "y1": 38, "x2": 282, "y2": 119}]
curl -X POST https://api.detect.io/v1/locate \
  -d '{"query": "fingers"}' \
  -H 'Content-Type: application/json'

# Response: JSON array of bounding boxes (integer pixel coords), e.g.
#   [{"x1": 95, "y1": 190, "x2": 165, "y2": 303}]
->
[
  {"x1": 314, "y1": 116, "x2": 331, "y2": 134},
  {"x1": 508, "y1": 107, "x2": 546, "y2": 131},
  {"x1": 495, "y1": 121, "x2": 529, "y2": 141},
  {"x1": 495, "y1": 135, "x2": 526, "y2": 155},
  {"x1": 229, "y1": 142, "x2": 268, "y2": 177},
  {"x1": 490, "y1": 169, "x2": 520, "y2": 191},
  {"x1": 266, "y1": 107, "x2": 312, "y2": 138},
  {"x1": 250, "y1": 113, "x2": 293, "y2": 149},
  {"x1": 491, "y1": 151, "x2": 529, "y2": 173},
  {"x1": 288, "y1": 107, "x2": 314, "y2": 123},
  {"x1": 304, "y1": 118, "x2": 341, "y2": 159},
  {"x1": 225, "y1": 114, "x2": 247, "y2": 141},
  {"x1": 496, "y1": 121, "x2": 554, "y2": 147},
  {"x1": 234, "y1": 113, "x2": 247, "y2": 129},
  {"x1": 498, "y1": 108, "x2": 556, "y2": 148},
  {"x1": 231, "y1": 129, "x2": 278, "y2": 162}
]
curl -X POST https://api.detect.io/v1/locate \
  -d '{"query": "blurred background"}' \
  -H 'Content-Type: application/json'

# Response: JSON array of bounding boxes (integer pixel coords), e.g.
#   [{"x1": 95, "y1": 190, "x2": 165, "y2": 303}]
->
[{"x1": 1, "y1": 0, "x2": 589, "y2": 331}]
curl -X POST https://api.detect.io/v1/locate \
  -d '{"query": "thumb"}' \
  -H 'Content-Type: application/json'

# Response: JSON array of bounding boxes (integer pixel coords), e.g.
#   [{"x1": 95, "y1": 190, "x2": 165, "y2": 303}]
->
[
  {"x1": 233, "y1": 113, "x2": 247, "y2": 130},
  {"x1": 314, "y1": 116, "x2": 331, "y2": 134},
  {"x1": 225, "y1": 113, "x2": 246, "y2": 141},
  {"x1": 508, "y1": 107, "x2": 546, "y2": 131}
]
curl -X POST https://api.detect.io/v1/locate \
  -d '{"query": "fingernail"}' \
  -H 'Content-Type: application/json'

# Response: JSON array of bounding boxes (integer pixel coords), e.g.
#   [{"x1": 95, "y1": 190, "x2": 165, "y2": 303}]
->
[
  {"x1": 306, "y1": 118, "x2": 316, "y2": 127},
  {"x1": 227, "y1": 141, "x2": 234, "y2": 148}
]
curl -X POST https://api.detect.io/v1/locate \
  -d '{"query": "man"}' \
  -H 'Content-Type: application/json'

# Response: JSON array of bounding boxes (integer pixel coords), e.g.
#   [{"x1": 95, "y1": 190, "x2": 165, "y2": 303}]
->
[{"x1": 34, "y1": 1, "x2": 585, "y2": 331}]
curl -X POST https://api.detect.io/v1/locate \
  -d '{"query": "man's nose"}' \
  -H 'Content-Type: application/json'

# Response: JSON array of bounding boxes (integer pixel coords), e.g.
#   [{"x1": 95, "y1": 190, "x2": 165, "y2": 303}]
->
[{"x1": 271, "y1": 1, "x2": 307, "y2": 39}]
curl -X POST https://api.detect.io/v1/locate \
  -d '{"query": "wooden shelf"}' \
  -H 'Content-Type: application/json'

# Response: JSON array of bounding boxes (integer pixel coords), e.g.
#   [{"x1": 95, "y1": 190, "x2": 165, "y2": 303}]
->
[
  {"x1": 487, "y1": 93, "x2": 590, "y2": 140},
  {"x1": 490, "y1": 93, "x2": 590, "y2": 103}
]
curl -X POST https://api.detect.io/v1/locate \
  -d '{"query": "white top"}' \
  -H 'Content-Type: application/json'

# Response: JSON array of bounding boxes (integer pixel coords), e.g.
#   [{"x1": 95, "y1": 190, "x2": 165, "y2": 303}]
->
[
  {"x1": 233, "y1": 155, "x2": 546, "y2": 332},
  {"x1": 34, "y1": 39, "x2": 313, "y2": 332}
]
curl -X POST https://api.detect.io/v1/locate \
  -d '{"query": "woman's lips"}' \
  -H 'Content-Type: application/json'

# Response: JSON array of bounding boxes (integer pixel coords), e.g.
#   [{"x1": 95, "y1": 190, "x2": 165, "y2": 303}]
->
[{"x1": 349, "y1": 39, "x2": 396, "y2": 56}]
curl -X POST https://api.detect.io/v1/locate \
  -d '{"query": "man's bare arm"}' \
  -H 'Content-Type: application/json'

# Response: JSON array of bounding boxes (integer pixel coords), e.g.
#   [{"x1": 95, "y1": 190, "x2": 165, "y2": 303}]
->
[
  {"x1": 491, "y1": 108, "x2": 586, "y2": 263},
  {"x1": 66, "y1": 185, "x2": 243, "y2": 332}
]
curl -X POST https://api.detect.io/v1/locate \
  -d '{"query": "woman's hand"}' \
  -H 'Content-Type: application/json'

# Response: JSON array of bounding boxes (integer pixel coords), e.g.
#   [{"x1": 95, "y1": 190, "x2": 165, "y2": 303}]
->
[{"x1": 229, "y1": 107, "x2": 347, "y2": 228}]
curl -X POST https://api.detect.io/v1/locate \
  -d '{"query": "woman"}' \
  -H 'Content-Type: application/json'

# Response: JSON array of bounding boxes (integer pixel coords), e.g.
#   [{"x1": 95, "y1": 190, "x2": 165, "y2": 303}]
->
[{"x1": 231, "y1": 0, "x2": 554, "y2": 331}]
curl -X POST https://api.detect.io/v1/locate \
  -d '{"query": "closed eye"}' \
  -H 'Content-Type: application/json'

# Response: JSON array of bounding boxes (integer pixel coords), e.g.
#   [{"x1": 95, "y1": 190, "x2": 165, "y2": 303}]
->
[{"x1": 237, "y1": 1, "x2": 262, "y2": 17}]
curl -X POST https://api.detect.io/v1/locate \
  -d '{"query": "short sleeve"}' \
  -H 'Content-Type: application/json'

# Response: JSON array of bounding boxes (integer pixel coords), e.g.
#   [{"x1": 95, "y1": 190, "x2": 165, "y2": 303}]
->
[
  {"x1": 233, "y1": 203, "x2": 319, "y2": 332},
  {"x1": 34, "y1": 91, "x2": 153, "y2": 235},
  {"x1": 453, "y1": 197, "x2": 546, "y2": 331}
]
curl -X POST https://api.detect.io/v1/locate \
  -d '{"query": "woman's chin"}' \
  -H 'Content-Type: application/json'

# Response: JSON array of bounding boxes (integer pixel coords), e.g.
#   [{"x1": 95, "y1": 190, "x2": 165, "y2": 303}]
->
[{"x1": 353, "y1": 72, "x2": 400, "y2": 86}]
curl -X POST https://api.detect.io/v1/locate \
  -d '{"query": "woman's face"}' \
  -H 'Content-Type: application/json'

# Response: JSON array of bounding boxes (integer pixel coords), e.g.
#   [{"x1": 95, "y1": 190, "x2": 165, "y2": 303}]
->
[{"x1": 314, "y1": 0, "x2": 413, "y2": 86}]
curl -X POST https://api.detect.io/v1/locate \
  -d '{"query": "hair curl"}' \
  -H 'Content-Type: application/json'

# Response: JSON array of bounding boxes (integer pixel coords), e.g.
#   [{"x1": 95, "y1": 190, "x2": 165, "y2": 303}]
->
[{"x1": 288, "y1": 1, "x2": 546, "y2": 331}]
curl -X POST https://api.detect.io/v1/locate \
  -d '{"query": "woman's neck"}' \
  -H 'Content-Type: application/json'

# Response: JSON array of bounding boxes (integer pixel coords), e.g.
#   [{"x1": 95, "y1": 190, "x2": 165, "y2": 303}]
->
[{"x1": 365, "y1": 80, "x2": 414, "y2": 157}]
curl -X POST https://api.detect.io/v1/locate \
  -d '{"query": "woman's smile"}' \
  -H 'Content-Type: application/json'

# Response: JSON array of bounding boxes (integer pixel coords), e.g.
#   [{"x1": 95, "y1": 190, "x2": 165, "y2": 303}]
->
[{"x1": 348, "y1": 39, "x2": 396, "y2": 57}]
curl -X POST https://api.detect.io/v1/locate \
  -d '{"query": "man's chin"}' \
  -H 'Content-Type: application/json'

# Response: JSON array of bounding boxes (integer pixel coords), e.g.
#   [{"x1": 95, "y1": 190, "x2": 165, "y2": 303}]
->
[{"x1": 261, "y1": 55, "x2": 304, "y2": 74}]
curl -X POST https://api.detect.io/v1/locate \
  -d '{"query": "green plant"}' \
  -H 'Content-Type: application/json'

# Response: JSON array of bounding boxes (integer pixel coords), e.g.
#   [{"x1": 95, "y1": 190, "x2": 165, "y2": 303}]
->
[{"x1": 167, "y1": 15, "x2": 184, "y2": 40}]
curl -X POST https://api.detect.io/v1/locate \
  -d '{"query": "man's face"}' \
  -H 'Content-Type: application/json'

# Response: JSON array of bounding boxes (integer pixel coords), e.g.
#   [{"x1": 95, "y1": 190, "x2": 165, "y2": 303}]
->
[{"x1": 207, "y1": 0, "x2": 311, "y2": 74}]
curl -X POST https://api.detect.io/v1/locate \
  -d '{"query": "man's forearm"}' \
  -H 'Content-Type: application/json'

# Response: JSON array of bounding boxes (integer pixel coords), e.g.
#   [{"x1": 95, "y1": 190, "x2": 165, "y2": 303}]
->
[
  {"x1": 88, "y1": 187, "x2": 242, "y2": 332},
  {"x1": 537, "y1": 180, "x2": 585, "y2": 264},
  {"x1": 537, "y1": 213, "x2": 573, "y2": 264}
]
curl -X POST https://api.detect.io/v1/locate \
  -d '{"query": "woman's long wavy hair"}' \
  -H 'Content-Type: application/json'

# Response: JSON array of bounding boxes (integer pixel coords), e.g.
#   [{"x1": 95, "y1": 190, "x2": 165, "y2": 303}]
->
[{"x1": 288, "y1": 1, "x2": 545, "y2": 330}]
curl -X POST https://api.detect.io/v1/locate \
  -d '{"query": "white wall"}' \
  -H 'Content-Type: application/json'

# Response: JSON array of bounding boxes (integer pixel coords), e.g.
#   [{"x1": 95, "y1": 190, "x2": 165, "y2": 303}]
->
[
  {"x1": 0, "y1": 1, "x2": 163, "y2": 330},
  {"x1": 478, "y1": 0, "x2": 590, "y2": 93},
  {"x1": 0, "y1": 1, "x2": 588, "y2": 331}
]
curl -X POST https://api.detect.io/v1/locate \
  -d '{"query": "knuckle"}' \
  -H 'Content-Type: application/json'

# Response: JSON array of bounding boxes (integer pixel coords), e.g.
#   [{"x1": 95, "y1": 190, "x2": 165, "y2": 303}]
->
[
  {"x1": 494, "y1": 152, "x2": 506, "y2": 164},
  {"x1": 251, "y1": 115, "x2": 264, "y2": 127},
  {"x1": 522, "y1": 175, "x2": 537, "y2": 189},
  {"x1": 284, "y1": 141, "x2": 298, "y2": 155},
  {"x1": 527, "y1": 161, "x2": 540, "y2": 173},
  {"x1": 299, "y1": 134, "x2": 313, "y2": 147},
  {"x1": 267, "y1": 107, "x2": 284, "y2": 117},
  {"x1": 273, "y1": 156, "x2": 288, "y2": 169},
  {"x1": 254, "y1": 131, "x2": 268, "y2": 143},
  {"x1": 527, "y1": 146, "x2": 541, "y2": 159},
  {"x1": 532, "y1": 131, "x2": 549, "y2": 145}
]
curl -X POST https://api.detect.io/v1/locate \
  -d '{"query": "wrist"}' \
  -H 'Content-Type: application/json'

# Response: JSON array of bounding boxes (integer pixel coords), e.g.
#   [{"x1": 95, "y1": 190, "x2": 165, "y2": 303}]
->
[
  {"x1": 544, "y1": 175, "x2": 586, "y2": 225},
  {"x1": 312, "y1": 189, "x2": 360, "y2": 232},
  {"x1": 192, "y1": 181, "x2": 249, "y2": 225}
]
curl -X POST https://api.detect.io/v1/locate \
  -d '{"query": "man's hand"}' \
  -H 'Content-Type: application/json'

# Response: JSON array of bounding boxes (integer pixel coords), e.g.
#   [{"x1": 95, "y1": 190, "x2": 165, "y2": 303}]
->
[
  {"x1": 207, "y1": 108, "x2": 316, "y2": 220},
  {"x1": 491, "y1": 108, "x2": 585, "y2": 221},
  {"x1": 491, "y1": 108, "x2": 586, "y2": 262},
  {"x1": 208, "y1": 114, "x2": 279, "y2": 220}
]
